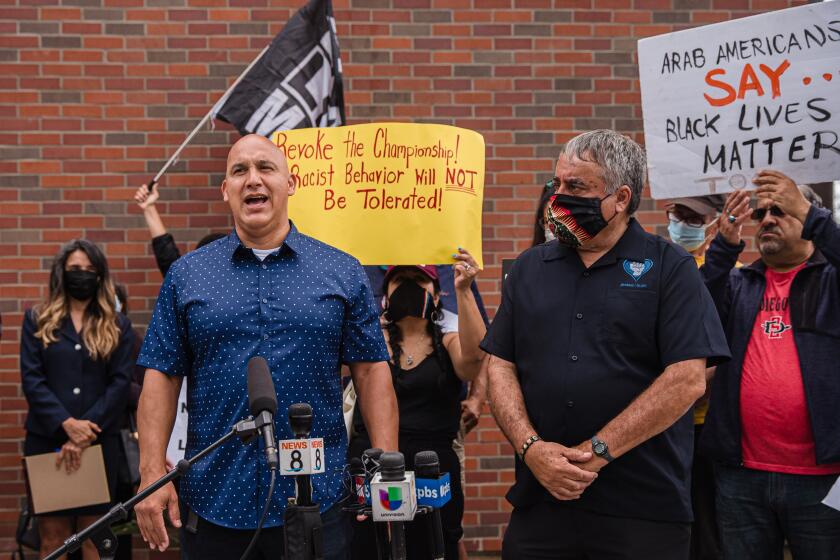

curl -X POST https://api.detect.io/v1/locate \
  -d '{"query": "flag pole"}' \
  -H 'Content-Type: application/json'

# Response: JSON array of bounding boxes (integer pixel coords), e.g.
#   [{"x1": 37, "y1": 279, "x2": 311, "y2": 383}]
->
[{"x1": 146, "y1": 45, "x2": 271, "y2": 191}]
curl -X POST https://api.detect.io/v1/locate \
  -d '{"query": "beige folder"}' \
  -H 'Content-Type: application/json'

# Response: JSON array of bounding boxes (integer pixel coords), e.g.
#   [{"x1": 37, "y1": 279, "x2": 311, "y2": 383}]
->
[{"x1": 24, "y1": 444, "x2": 111, "y2": 514}]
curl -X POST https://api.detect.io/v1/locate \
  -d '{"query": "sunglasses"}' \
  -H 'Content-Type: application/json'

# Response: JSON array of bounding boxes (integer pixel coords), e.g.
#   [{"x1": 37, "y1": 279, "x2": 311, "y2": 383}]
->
[
  {"x1": 666, "y1": 211, "x2": 706, "y2": 228},
  {"x1": 751, "y1": 206, "x2": 785, "y2": 221}
]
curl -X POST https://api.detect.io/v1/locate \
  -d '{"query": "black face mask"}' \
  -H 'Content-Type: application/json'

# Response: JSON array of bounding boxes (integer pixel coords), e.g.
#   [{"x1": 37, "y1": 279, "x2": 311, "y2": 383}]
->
[
  {"x1": 385, "y1": 281, "x2": 435, "y2": 322},
  {"x1": 546, "y1": 192, "x2": 616, "y2": 248},
  {"x1": 64, "y1": 270, "x2": 99, "y2": 301}
]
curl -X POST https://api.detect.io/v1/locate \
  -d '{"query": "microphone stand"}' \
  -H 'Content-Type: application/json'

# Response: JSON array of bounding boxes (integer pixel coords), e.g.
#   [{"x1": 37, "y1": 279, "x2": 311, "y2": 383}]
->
[
  {"x1": 283, "y1": 403, "x2": 323, "y2": 560},
  {"x1": 43, "y1": 416, "x2": 264, "y2": 560}
]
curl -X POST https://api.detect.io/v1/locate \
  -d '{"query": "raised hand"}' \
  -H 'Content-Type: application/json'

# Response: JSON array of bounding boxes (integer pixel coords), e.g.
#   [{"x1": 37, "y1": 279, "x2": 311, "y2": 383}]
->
[
  {"x1": 718, "y1": 190, "x2": 751, "y2": 246},
  {"x1": 452, "y1": 247, "x2": 481, "y2": 291},
  {"x1": 753, "y1": 169, "x2": 811, "y2": 223},
  {"x1": 134, "y1": 183, "x2": 160, "y2": 210}
]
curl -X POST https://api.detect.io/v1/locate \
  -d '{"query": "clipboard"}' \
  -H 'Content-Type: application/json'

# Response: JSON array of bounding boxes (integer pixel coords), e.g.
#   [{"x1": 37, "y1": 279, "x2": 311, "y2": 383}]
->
[{"x1": 24, "y1": 444, "x2": 111, "y2": 514}]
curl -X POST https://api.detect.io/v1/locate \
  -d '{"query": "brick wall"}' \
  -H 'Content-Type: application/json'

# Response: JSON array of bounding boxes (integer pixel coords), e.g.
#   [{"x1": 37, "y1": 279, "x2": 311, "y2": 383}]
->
[{"x1": 0, "y1": 0, "x2": 795, "y2": 554}]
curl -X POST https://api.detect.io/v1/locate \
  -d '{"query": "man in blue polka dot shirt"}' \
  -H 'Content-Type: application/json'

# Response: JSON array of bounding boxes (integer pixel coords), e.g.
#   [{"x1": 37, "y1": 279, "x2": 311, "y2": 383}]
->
[{"x1": 135, "y1": 134, "x2": 398, "y2": 559}]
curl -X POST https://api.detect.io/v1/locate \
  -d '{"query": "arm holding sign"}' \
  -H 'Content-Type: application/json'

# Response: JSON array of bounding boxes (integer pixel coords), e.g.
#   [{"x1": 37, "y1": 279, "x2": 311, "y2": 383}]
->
[
  {"x1": 701, "y1": 190, "x2": 750, "y2": 324},
  {"x1": 444, "y1": 248, "x2": 486, "y2": 382}
]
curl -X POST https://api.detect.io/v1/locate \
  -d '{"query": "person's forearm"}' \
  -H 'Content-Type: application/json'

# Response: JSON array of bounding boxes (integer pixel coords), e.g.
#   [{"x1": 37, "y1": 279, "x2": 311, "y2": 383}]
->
[
  {"x1": 352, "y1": 361, "x2": 398, "y2": 451},
  {"x1": 596, "y1": 359, "x2": 706, "y2": 459},
  {"x1": 488, "y1": 355, "x2": 535, "y2": 450},
  {"x1": 454, "y1": 287, "x2": 486, "y2": 365},
  {"x1": 137, "y1": 369, "x2": 181, "y2": 477},
  {"x1": 803, "y1": 205, "x2": 840, "y2": 268},
  {"x1": 467, "y1": 355, "x2": 489, "y2": 401},
  {"x1": 143, "y1": 205, "x2": 167, "y2": 238}
]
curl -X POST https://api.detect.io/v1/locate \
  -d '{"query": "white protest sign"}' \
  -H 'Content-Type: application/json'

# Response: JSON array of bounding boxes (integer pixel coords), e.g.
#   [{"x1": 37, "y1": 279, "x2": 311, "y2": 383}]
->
[
  {"x1": 824, "y1": 475, "x2": 840, "y2": 512},
  {"x1": 166, "y1": 381, "x2": 188, "y2": 464},
  {"x1": 639, "y1": 2, "x2": 840, "y2": 199}
]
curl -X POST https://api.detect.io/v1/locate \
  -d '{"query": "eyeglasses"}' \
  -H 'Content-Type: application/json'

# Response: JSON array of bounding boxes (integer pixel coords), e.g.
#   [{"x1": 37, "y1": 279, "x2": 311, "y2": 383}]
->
[
  {"x1": 751, "y1": 206, "x2": 785, "y2": 221},
  {"x1": 666, "y1": 211, "x2": 705, "y2": 228}
]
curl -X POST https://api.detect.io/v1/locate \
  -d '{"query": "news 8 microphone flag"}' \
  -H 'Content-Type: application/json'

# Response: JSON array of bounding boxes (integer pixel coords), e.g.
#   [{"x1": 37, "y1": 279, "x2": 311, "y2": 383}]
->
[{"x1": 211, "y1": 0, "x2": 345, "y2": 136}]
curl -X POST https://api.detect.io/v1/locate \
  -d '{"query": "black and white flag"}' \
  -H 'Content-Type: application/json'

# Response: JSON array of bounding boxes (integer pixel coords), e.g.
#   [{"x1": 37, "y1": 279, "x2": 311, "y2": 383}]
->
[{"x1": 211, "y1": 0, "x2": 345, "y2": 136}]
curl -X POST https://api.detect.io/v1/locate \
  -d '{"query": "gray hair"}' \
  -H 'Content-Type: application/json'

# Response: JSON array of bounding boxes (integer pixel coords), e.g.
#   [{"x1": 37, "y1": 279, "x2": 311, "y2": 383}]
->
[
  {"x1": 563, "y1": 129, "x2": 647, "y2": 215},
  {"x1": 797, "y1": 184, "x2": 823, "y2": 208}
]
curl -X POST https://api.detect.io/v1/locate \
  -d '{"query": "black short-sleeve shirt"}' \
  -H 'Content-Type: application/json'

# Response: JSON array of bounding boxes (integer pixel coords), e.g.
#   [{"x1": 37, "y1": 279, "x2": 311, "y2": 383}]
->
[{"x1": 481, "y1": 219, "x2": 730, "y2": 523}]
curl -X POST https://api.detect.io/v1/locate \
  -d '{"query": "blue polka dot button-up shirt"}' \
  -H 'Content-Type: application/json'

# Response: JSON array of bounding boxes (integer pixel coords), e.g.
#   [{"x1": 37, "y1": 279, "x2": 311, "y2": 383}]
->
[{"x1": 138, "y1": 223, "x2": 389, "y2": 529}]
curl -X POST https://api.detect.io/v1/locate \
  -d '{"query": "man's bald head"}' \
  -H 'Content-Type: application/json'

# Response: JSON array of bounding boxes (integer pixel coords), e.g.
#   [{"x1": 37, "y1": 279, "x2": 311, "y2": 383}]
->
[
  {"x1": 226, "y1": 133, "x2": 290, "y2": 177},
  {"x1": 221, "y1": 133, "x2": 297, "y2": 249}
]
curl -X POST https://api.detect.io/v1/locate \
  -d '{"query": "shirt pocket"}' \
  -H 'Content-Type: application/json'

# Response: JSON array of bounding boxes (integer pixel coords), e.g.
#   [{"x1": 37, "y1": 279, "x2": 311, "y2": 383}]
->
[{"x1": 604, "y1": 289, "x2": 659, "y2": 353}]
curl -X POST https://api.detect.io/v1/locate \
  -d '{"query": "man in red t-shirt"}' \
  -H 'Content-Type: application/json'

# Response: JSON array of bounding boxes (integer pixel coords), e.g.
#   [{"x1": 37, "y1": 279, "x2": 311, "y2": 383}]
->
[{"x1": 701, "y1": 170, "x2": 840, "y2": 560}]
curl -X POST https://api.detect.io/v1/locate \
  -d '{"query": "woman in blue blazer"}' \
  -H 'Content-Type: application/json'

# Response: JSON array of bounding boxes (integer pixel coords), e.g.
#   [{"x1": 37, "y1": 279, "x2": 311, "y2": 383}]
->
[{"x1": 21, "y1": 239, "x2": 134, "y2": 559}]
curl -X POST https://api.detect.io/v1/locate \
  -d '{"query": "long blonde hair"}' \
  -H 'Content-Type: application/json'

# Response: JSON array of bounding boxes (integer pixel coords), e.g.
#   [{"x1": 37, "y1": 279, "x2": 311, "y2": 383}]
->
[{"x1": 34, "y1": 239, "x2": 121, "y2": 361}]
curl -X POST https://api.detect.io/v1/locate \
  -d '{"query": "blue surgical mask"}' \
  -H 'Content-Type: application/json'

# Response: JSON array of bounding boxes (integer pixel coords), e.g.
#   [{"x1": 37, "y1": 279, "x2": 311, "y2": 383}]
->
[{"x1": 668, "y1": 220, "x2": 708, "y2": 251}]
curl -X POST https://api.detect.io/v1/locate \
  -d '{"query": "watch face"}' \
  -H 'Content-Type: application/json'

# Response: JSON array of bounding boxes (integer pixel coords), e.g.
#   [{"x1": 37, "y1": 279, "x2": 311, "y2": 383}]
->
[{"x1": 594, "y1": 442, "x2": 605, "y2": 454}]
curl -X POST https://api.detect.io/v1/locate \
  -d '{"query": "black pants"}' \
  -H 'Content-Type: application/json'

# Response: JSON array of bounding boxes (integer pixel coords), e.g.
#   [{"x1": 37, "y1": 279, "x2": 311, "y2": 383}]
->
[
  {"x1": 503, "y1": 501, "x2": 691, "y2": 560},
  {"x1": 348, "y1": 435, "x2": 464, "y2": 560},
  {"x1": 690, "y1": 424, "x2": 720, "y2": 560},
  {"x1": 179, "y1": 501, "x2": 351, "y2": 560}
]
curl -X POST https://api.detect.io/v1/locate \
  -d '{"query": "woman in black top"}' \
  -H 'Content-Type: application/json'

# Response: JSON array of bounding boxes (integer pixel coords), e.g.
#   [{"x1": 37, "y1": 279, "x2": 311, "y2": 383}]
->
[
  {"x1": 20, "y1": 239, "x2": 135, "y2": 559},
  {"x1": 350, "y1": 253, "x2": 486, "y2": 559}
]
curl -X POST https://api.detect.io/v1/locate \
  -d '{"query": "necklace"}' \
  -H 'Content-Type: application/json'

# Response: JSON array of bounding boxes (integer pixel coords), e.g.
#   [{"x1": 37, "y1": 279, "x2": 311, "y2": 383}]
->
[{"x1": 403, "y1": 335, "x2": 430, "y2": 367}]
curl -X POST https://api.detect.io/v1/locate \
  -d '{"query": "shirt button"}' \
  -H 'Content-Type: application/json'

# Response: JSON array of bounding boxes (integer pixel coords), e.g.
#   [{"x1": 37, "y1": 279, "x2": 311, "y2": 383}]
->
[
  {"x1": 262, "y1": 298, "x2": 268, "y2": 304},
  {"x1": 74, "y1": 344, "x2": 82, "y2": 351},
  {"x1": 576, "y1": 313, "x2": 583, "y2": 320},
  {"x1": 566, "y1": 400, "x2": 574, "y2": 408},
  {"x1": 570, "y1": 355, "x2": 578, "y2": 362},
  {"x1": 583, "y1": 272, "x2": 590, "y2": 277},
  {"x1": 72, "y1": 387, "x2": 81, "y2": 395},
  {"x1": 262, "y1": 264, "x2": 267, "y2": 270}
]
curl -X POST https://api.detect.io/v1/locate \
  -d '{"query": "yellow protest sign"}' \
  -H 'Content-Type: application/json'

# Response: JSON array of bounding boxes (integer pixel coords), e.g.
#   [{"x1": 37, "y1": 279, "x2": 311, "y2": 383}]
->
[{"x1": 271, "y1": 123, "x2": 485, "y2": 267}]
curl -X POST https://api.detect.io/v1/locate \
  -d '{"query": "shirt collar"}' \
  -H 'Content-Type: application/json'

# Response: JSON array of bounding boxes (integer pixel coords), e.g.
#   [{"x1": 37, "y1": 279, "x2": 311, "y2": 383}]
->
[
  {"x1": 742, "y1": 247, "x2": 827, "y2": 275},
  {"x1": 225, "y1": 221, "x2": 302, "y2": 262},
  {"x1": 541, "y1": 218, "x2": 646, "y2": 263}
]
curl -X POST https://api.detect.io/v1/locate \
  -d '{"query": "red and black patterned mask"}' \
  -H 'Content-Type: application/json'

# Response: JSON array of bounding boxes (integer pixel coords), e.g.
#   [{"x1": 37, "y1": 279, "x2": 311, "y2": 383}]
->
[{"x1": 546, "y1": 193, "x2": 615, "y2": 248}]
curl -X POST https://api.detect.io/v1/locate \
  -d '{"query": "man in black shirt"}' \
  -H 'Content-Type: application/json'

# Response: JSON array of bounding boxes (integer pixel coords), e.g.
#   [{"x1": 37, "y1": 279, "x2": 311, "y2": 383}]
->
[{"x1": 481, "y1": 129, "x2": 730, "y2": 559}]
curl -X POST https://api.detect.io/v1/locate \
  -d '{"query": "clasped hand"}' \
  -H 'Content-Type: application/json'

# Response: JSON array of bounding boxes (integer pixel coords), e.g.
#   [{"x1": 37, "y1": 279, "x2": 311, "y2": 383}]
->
[{"x1": 524, "y1": 441, "x2": 605, "y2": 501}]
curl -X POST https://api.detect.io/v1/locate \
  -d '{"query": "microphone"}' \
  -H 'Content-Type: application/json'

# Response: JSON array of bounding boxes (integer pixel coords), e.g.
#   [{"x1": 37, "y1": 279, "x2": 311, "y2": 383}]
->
[
  {"x1": 289, "y1": 403, "x2": 314, "y2": 506},
  {"x1": 380, "y1": 452, "x2": 408, "y2": 560},
  {"x1": 415, "y1": 451, "x2": 445, "y2": 560},
  {"x1": 349, "y1": 457, "x2": 367, "y2": 509},
  {"x1": 362, "y1": 448, "x2": 389, "y2": 560},
  {"x1": 247, "y1": 356, "x2": 278, "y2": 471}
]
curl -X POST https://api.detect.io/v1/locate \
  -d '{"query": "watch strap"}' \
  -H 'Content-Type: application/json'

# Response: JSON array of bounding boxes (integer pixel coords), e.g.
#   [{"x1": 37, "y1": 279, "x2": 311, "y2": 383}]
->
[{"x1": 591, "y1": 436, "x2": 614, "y2": 462}]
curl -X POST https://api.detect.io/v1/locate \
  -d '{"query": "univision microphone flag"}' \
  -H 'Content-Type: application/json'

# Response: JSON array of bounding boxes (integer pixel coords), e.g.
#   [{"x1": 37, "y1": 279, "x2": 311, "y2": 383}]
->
[{"x1": 211, "y1": 0, "x2": 345, "y2": 136}]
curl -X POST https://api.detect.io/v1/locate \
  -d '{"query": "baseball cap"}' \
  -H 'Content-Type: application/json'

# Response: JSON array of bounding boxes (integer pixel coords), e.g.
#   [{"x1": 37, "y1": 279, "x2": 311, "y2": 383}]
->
[
  {"x1": 383, "y1": 265, "x2": 439, "y2": 286},
  {"x1": 667, "y1": 196, "x2": 720, "y2": 218}
]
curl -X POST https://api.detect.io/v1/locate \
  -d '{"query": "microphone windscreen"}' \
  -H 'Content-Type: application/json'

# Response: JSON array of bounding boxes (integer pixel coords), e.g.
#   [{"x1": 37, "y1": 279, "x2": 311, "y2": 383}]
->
[
  {"x1": 349, "y1": 456, "x2": 365, "y2": 475},
  {"x1": 363, "y1": 448, "x2": 383, "y2": 461},
  {"x1": 247, "y1": 356, "x2": 277, "y2": 416},
  {"x1": 379, "y1": 451, "x2": 406, "y2": 482},
  {"x1": 414, "y1": 450, "x2": 440, "y2": 478},
  {"x1": 288, "y1": 402, "x2": 313, "y2": 436}
]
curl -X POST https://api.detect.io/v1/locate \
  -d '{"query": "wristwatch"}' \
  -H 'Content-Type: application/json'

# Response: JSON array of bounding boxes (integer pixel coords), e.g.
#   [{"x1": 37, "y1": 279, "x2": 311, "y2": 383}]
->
[{"x1": 591, "y1": 436, "x2": 614, "y2": 462}]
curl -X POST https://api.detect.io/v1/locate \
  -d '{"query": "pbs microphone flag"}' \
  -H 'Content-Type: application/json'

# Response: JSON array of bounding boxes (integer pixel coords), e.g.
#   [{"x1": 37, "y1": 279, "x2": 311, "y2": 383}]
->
[{"x1": 211, "y1": 0, "x2": 345, "y2": 136}]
